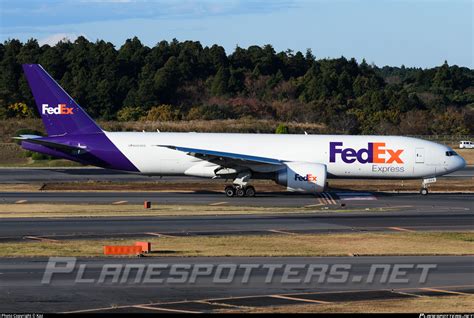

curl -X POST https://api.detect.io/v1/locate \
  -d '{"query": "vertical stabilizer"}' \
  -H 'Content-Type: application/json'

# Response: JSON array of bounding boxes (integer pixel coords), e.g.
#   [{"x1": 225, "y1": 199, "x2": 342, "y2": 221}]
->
[{"x1": 22, "y1": 64, "x2": 103, "y2": 136}]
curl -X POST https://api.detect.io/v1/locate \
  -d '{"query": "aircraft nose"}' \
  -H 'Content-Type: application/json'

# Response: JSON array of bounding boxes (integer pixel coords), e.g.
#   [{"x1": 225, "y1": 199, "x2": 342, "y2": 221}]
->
[{"x1": 458, "y1": 155, "x2": 466, "y2": 170}]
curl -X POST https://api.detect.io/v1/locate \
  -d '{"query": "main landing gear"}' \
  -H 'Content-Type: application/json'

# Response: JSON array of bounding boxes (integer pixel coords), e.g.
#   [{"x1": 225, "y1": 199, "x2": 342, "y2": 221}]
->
[
  {"x1": 225, "y1": 185, "x2": 256, "y2": 197},
  {"x1": 224, "y1": 171, "x2": 255, "y2": 197},
  {"x1": 225, "y1": 171, "x2": 255, "y2": 197}
]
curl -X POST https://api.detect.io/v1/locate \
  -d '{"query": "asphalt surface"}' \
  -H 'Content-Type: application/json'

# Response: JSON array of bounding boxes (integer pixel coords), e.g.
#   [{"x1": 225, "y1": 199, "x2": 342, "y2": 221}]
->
[
  {"x1": 0, "y1": 167, "x2": 195, "y2": 183},
  {"x1": 1, "y1": 190, "x2": 473, "y2": 207},
  {"x1": 0, "y1": 166, "x2": 472, "y2": 183},
  {"x1": 0, "y1": 198, "x2": 472, "y2": 241},
  {"x1": 450, "y1": 165, "x2": 474, "y2": 177},
  {"x1": 0, "y1": 169, "x2": 472, "y2": 313},
  {"x1": 1, "y1": 256, "x2": 472, "y2": 312}
]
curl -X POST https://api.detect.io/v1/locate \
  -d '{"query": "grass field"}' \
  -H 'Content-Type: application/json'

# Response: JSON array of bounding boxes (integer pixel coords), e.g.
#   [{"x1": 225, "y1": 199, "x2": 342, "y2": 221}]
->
[
  {"x1": 0, "y1": 143, "x2": 29, "y2": 165},
  {"x1": 457, "y1": 148, "x2": 474, "y2": 165},
  {"x1": 0, "y1": 201, "x2": 422, "y2": 218},
  {"x1": 0, "y1": 203, "x2": 326, "y2": 218},
  {"x1": 217, "y1": 295, "x2": 474, "y2": 313},
  {"x1": 1, "y1": 232, "x2": 472, "y2": 257}
]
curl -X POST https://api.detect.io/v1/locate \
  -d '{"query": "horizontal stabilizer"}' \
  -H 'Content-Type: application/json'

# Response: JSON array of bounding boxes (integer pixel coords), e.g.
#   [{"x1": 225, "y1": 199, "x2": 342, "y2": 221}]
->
[
  {"x1": 12, "y1": 134, "x2": 43, "y2": 140},
  {"x1": 15, "y1": 136, "x2": 88, "y2": 155}
]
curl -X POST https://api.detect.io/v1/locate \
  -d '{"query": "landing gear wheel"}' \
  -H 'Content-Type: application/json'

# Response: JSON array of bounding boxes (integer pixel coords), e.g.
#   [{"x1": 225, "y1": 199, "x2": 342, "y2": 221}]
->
[
  {"x1": 225, "y1": 185, "x2": 235, "y2": 197},
  {"x1": 236, "y1": 187, "x2": 245, "y2": 197},
  {"x1": 420, "y1": 188, "x2": 429, "y2": 195},
  {"x1": 245, "y1": 186, "x2": 256, "y2": 197}
]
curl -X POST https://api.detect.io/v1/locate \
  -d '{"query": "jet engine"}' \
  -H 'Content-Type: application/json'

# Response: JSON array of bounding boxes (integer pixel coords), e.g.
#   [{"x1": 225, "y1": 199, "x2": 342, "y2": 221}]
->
[{"x1": 276, "y1": 162, "x2": 327, "y2": 193}]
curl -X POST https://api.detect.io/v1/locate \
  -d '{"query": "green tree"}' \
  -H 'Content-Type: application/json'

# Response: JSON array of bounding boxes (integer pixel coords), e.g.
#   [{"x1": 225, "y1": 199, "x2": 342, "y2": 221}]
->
[
  {"x1": 0, "y1": 37, "x2": 471, "y2": 135},
  {"x1": 211, "y1": 66, "x2": 230, "y2": 96},
  {"x1": 153, "y1": 56, "x2": 180, "y2": 104}
]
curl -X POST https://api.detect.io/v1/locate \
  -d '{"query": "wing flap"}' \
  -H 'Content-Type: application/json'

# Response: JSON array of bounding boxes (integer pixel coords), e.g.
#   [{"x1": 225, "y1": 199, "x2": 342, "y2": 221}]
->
[{"x1": 158, "y1": 145, "x2": 283, "y2": 166}]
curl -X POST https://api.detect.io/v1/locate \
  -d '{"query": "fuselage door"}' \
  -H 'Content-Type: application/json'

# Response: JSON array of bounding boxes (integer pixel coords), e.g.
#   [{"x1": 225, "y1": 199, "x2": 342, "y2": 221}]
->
[{"x1": 415, "y1": 148, "x2": 425, "y2": 163}]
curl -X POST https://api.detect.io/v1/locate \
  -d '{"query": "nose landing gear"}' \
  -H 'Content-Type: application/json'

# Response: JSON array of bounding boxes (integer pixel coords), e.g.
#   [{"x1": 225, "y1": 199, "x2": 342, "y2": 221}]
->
[{"x1": 420, "y1": 177, "x2": 436, "y2": 195}]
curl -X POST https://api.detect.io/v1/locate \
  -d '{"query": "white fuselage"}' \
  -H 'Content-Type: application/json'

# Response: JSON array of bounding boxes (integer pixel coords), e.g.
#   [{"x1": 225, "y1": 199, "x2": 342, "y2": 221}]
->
[{"x1": 105, "y1": 132, "x2": 465, "y2": 179}]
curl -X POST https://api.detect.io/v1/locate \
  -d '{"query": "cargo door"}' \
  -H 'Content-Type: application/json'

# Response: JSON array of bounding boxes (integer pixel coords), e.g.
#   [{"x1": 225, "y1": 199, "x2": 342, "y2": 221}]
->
[{"x1": 415, "y1": 148, "x2": 424, "y2": 163}]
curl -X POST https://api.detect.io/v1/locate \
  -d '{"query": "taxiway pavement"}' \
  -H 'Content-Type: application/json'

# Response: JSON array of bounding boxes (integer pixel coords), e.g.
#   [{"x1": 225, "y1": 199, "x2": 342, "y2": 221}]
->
[
  {"x1": 0, "y1": 204, "x2": 471, "y2": 242},
  {"x1": 0, "y1": 256, "x2": 472, "y2": 312}
]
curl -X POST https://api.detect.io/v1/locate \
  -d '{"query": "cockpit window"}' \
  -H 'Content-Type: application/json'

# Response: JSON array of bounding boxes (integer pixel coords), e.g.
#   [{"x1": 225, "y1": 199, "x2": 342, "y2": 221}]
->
[{"x1": 445, "y1": 151, "x2": 458, "y2": 157}]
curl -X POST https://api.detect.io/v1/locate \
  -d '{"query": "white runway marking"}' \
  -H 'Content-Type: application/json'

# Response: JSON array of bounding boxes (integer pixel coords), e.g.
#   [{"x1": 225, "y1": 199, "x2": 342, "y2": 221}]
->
[
  {"x1": 419, "y1": 287, "x2": 470, "y2": 296},
  {"x1": 268, "y1": 229, "x2": 297, "y2": 235},
  {"x1": 24, "y1": 236, "x2": 59, "y2": 243},
  {"x1": 336, "y1": 192, "x2": 377, "y2": 201},
  {"x1": 145, "y1": 232, "x2": 176, "y2": 238},
  {"x1": 209, "y1": 201, "x2": 228, "y2": 206},
  {"x1": 388, "y1": 226, "x2": 415, "y2": 233},
  {"x1": 112, "y1": 200, "x2": 128, "y2": 205},
  {"x1": 318, "y1": 193, "x2": 337, "y2": 205},
  {"x1": 270, "y1": 295, "x2": 331, "y2": 304},
  {"x1": 133, "y1": 305, "x2": 201, "y2": 314}
]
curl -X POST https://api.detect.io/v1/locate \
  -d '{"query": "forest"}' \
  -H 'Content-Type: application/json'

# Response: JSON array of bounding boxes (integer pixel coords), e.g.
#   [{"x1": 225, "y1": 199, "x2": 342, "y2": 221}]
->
[{"x1": 0, "y1": 36, "x2": 473, "y2": 135}]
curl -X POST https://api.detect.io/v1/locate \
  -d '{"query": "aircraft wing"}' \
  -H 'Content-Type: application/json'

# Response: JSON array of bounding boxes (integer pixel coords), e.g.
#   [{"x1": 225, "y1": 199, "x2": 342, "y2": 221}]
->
[{"x1": 158, "y1": 145, "x2": 284, "y2": 167}]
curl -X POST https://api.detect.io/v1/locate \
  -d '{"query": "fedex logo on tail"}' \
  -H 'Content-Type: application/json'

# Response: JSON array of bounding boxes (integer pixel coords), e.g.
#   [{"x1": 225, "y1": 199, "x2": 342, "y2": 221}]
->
[
  {"x1": 295, "y1": 173, "x2": 317, "y2": 183},
  {"x1": 42, "y1": 103, "x2": 74, "y2": 115},
  {"x1": 330, "y1": 142, "x2": 404, "y2": 164}
]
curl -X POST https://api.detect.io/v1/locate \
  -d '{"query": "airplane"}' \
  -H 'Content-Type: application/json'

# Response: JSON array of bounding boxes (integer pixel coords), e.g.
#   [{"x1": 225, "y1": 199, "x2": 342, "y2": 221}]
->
[{"x1": 17, "y1": 64, "x2": 466, "y2": 197}]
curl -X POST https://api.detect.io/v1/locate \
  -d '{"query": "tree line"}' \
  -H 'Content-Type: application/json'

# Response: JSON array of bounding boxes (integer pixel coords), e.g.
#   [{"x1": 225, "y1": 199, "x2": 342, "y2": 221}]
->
[{"x1": 0, "y1": 37, "x2": 472, "y2": 135}]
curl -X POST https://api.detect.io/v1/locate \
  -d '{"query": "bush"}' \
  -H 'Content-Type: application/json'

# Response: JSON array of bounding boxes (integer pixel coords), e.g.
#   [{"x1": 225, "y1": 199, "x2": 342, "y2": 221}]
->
[
  {"x1": 275, "y1": 123, "x2": 289, "y2": 134},
  {"x1": 7, "y1": 103, "x2": 35, "y2": 118},
  {"x1": 24, "y1": 150, "x2": 54, "y2": 160},
  {"x1": 328, "y1": 113, "x2": 360, "y2": 134},
  {"x1": 187, "y1": 104, "x2": 237, "y2": 120},
  {"x1": 430, "y1": 107, "x2": 470, "y2": 135},
  {"x1": 31, "y1": 152, "x2": 54, "y2": 160},
  {"x1": 142, "y1": 105, "x2": 180, "y2": 121},
  {"x1": 186, "y1": 107, "x2": 203, "y2": 120},
  {"x1": 117, "y1": 106, "x2": 145, "y2": 121}
]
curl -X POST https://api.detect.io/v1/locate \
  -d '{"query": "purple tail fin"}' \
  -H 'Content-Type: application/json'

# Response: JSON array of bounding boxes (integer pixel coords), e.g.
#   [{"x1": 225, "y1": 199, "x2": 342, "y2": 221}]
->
[{"x1": 22, "y1": 64, "x2": 103, "y2": 136}]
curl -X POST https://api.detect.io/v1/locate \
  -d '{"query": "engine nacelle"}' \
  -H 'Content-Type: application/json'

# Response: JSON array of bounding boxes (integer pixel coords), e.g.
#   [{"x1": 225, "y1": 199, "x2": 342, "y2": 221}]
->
[{"x1": 276, "y1": 162, "x2": 327, "y2": 193}]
